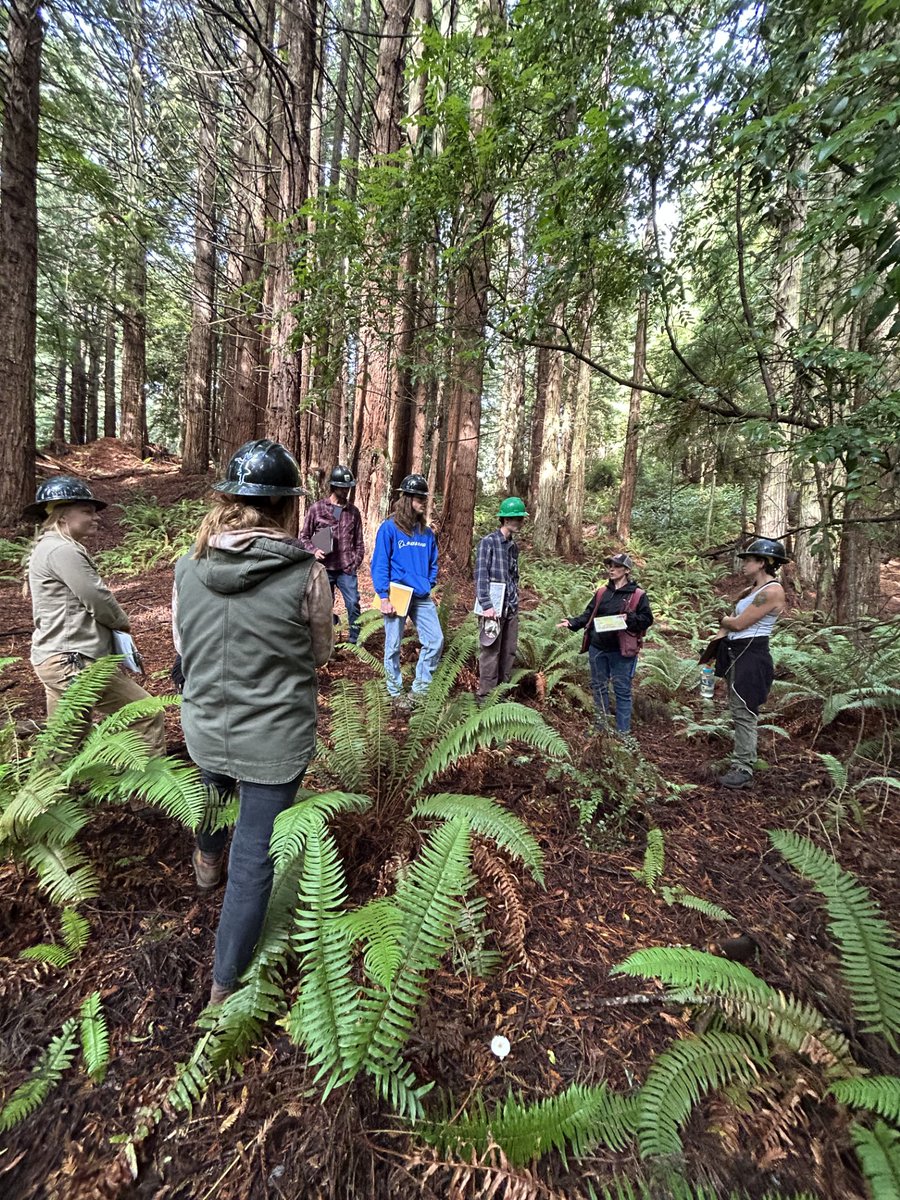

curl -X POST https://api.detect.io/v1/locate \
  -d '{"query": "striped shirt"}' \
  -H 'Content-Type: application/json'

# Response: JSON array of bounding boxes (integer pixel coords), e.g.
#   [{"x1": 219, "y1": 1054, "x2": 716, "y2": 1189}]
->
[{"x1": 474, "y1": 528, "x2": 519, "y2": 615}]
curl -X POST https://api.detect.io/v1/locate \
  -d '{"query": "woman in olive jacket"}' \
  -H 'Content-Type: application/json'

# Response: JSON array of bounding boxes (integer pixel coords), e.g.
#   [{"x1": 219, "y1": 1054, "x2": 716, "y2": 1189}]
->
[
  {"x1": 173, "y1": 440, "x2": 334, "y2": 1006},
  {"x1": 24, "y1": 476, "x2": 165, "y2": 755},
  {"x1": 558, "y1": 553, "x2": 654, "y2": 735}
]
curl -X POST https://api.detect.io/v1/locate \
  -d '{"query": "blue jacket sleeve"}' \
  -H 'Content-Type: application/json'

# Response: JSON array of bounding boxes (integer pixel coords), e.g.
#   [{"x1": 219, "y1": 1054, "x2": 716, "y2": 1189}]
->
[
  {"x1": 371, "y1": 521, "x2": 392, "y2": 598},
  {"x1": 428, "y1": 529, "x2": 439, "y2": 589}
]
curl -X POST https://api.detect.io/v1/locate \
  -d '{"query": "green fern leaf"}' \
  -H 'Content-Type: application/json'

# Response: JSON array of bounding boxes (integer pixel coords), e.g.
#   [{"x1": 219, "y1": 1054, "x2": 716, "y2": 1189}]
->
[
  {"x1": 850, "y1": 1119, "x2": 900, "y2": 1199},
  {"x1": 19, "y1": 942, "x2": 74, "y2": 967},
  {"x1": 22, "y1": 842, "x2": 99, "y2": 905},
  {"x1": 642, "y1": 828, "x2": 665, "y2": 888},
  {"x1": 340, "y1": 898, "x2": 405, "y2": 989},
  {"x1": 61, "y1": 908, "x2": 90, "y2": 954},
  {"x1": 0, "y1": 1018, "x2": 79, "y2": 1131},
  {"x1": 636, "y1": 1030, "x2": 767, "y2": 1158},
  {"x1": 425, "y1": 1082, "x2": 638, "y2": 1168},
  {"x1": 80, "y1": 992, "x2": 110, "y2": 1082},
  {"x1": 770, "y1": 830, "x2": 900, "y2": 1048},
  {"x1": 830, "y1": 1078, "x2": 900, "y2": 1125},
  {"x1": 29, "y1": 657, "x2": 121, "y2": 768},
  {"x1": 668, "y1": 890, "x2": 735, "y2": 923},
  {"x1": 270, "y1": 790, "x2": 370, "y2": 872},
  {"x1": 411, "y1": 793, "x2": 544, "y2": 883}
]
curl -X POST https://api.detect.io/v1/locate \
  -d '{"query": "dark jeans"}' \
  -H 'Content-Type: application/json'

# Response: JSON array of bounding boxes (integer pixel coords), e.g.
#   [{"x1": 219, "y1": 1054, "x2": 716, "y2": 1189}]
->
[
  {"x1": 588, "y1": 645, "x2": 637, "y2": 733},
  {"x1": 198, "y1": 769, "x2": 305, "y2": 988},
  {"x1": 327, "y1": 570, "x2": 361, "y2": 643},
  {"x1": 477, "y1": 611, "x2": 519, "y2": 698}
]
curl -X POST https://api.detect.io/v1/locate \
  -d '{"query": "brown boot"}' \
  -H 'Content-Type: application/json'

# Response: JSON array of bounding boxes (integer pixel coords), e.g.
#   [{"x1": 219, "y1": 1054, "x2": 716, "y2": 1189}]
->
[
  {"x1": 192, "y1": 848, "x2": 224, "y2": 890},
  {"x1": 209, "y1": 981, "x2": 234, "y2": 1006}
]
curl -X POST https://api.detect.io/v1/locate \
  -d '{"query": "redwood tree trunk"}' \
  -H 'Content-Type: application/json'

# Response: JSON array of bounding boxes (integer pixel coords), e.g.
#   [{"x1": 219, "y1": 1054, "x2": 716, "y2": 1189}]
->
[
  {"x1": 0, "y1": 0, "x2": 41, "y2": 526},
  {"x1": 85, "y1": 328, "x2": 100, "y2": 442},
  {"x1": 104, "y1": 302, "x2": 117, "y2": 437},
  {"x1": 70, "y1": 335, "x2": 87, "y2": 445},
  {"x1": 615, "y1": 279, "x2": 649, "y2": 542}
]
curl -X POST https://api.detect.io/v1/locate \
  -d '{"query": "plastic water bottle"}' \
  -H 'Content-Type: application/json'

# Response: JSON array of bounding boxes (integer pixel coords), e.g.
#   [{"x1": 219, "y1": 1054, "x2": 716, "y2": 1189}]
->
[{"x1": 700, "y1": 664, "x2": 715, "y2": 702}]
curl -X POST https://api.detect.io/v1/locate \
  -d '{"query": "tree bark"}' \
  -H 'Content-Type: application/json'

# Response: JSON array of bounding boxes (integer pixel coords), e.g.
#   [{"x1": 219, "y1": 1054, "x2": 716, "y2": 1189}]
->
[
  {"x1": 528, "y1": 345, "x2": 548, "y2": 507},
  {"x1": 182, "y1": 70, "x2": 218, "y2": 474},
  {"x1": 70, "y1": 334, "x2": 87, "y2": 445},
  {"x1": 0, "y1": 0, "x2": 41, "y2": 526},
  {"x1": 52, "y1": 352, "x2": 67, "y2": 447},
  {"x1": 532, "y1": 302, "x2": 567, "y2": 554},
  {"x1": 85, "y1": 326, "x2": 100, "y2": 442},
  {"x1": 615, "y1": 273, "x2": 649, "y2": 543},
  {"x1": 104, "y1": 301, "x2": 117, "y2": 437},
  {"x1": 564, "y1": 322, "x2": 592, "y2": 554}
]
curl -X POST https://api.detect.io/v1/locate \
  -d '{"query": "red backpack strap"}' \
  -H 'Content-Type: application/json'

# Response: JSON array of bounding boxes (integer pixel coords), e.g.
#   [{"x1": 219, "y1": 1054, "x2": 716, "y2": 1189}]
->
[{"x1": 580, "y1": 588, "x2": 605, "y2": 653}]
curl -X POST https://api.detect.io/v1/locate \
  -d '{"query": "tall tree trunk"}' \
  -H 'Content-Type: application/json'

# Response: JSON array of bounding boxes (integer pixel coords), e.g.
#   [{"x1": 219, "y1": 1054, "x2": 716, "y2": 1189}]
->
[
  {"x1": 119, "y1": 0, "x2": 149, "y2": 457},
  {"x1": 266, "y1": 0, "x2": 318, "y2": 465},
  {"x1": 0, "y1": 0, "x2": 41, "y2": 526},
  {"x1": 564, "y1": 322, "x2": 592, "y2": 554},
  {"x1": 496, "y1": 344, "x2": 525, "y2": 494},
  {"x1": 182, "y1": 71, "x2": 218, "y2": 474},
  {"x1": 532, "y1": 303, "x2": 567, "y2": 554},
  {"x1": 528, "y1": 345, "x2": 548, "y2": 507},
  {"x1": 85, "y1": 327, "x2": 100, "y2": 442},
  {"x1": 53, "y1": 352, "x2": 67, "y2": 447},
  {"x1": 70, "y1": 334, "x2": 87, "y2": 445},
  {"x1": 104, "y1": 301, "x2": 117, "y2": 437},
  {"x1": 615, "y1": 272, "x2": 649, "y2": 543}
]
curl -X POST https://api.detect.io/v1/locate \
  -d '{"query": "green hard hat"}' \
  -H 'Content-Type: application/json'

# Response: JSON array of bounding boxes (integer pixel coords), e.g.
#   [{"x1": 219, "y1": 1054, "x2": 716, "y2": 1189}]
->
[{"x1": 499, "y1": 497, "x2": 529, "y2": 519}]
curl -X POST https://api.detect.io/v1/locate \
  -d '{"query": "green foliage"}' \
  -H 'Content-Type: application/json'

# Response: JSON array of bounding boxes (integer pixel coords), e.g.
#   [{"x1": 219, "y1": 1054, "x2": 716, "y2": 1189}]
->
[
  {"x1": 635, "y1": 1030, "x2": 767, "y2": 1158},
  {"x1": 770, "y1": 830, "x2": 900, "y2": 1050},
  {"x1": 0, "y1": 656, "x2": 207, "y2": 906},
  {"x1": 20, "y1": 906, "x2": 90, "y2": 967},
  {"x1": 96, "y1": 494, "x2": 207, "y2": 577},
  {"x1": 636, "y1": 827, "x2": 665, "y2": 889},
  {"x1": 631, "y1": 829, "x2": 734, "y2": 923},
  {"x1": 424, "y1": 1082, "x2": 638, "y2": 1167},
  {"x1": 79, "y1": 991, "x2": 110, "y2": 1083},
  {"x1": 637, "y1": 641, "x2": 701, "y2": 707},
  {"x1": 0, "y1": 1018, "x2": 79, "y2": 1132},
  {"x1": 850, "y1": 1120, "x2": 900, "y2": 1200},
  {"x1": 830, "y1": 1078, "x2": 900, "y2": 1126}
]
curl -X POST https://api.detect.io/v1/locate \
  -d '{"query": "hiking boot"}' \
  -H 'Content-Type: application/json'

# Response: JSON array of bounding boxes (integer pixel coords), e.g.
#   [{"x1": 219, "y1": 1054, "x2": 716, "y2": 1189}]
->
[
  {"x1": 193, "y1": 848, "x2": 224, "y2": 889},
  {"x1": 209, "y1": 981, "x2": 234, "y2": 1006},
  {"x1": 391, "y1": 693, "x2": 413, "y2": 714},
  {"x1": 718, "y1": 766, "x2": 753, "y2": 789}
]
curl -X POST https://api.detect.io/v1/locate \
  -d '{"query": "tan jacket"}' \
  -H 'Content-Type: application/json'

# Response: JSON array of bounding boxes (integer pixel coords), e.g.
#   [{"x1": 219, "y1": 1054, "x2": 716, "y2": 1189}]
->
[{"x1": 28, "y1": 532, "x2": 130, "y2": 665}]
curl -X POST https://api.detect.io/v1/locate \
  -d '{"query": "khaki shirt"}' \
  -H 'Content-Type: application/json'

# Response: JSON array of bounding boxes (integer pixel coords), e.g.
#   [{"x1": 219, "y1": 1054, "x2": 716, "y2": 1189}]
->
[{"x1": 28, "y1": 532, "x2": 129, "y2": 665}]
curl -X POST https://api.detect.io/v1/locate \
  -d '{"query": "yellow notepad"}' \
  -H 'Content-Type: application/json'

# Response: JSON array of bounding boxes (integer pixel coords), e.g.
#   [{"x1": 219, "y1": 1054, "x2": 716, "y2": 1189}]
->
[{"x1": 389, "y1": 582, "x2": 414, "y2": 617}]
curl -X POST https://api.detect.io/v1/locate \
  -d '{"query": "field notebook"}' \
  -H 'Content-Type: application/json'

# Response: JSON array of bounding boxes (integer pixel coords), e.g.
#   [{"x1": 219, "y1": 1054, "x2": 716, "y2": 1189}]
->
[
  {"x1": 473, "y1": 582, "x2": 506, "y2": 616},
  {"x1": 592, "y1": 614, "x2": 627, "y2": 634},
  {"x1": 311, "y1": 526, "x2": 334, "y2": 554},
  {"x1": 388, "y1": 582, "x2": 414, "y2": 617}
]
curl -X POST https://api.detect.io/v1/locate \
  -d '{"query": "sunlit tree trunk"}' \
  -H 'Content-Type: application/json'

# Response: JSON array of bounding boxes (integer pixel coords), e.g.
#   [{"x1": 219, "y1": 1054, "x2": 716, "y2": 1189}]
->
[
  {"x1": 0, "y1": 0, "x2": 41, "y2": 526},
  {"x1": 615, "y1": 221, "x2": 651, "y2": 543},
  {"x1": 52, "y1": 351, "x2": 67, "y2": 447},
  {"x1": 103, "y1": 299, "x2": 117, "y2": 437},
  {"x1": 496, "y1": 344, "x2": 525, "y2": 494},
  {"x1": 528, "y1": 345, "x2": 548, "y2": 507},
  {"x1": 70, "y1": 331, "x2": 87, "y2": 445},
  {"x1": 564, "y1": 321, "x2": 592, "y2": 554},
  {"x1": 532, "y1": 302, "x2": 567, "y2": 554}
]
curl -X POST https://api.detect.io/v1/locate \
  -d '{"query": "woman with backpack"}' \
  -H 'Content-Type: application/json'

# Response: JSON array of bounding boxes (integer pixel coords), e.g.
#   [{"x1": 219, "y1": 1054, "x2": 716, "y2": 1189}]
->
[{"x1": 557, "y1": 553, "x2": 654, "y2": 735}]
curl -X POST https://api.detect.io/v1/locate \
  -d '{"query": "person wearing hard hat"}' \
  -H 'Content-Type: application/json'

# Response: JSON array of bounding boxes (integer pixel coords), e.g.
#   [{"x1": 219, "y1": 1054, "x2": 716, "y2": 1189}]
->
[
  {"x1": 173, "y1": 439, "x2": 334, "y2": 1006},
  {"x1": 706, "y1": 537, "x2": 788, "y2": 789},
  {"x1": 23, "y1": 476, "x2": 166, "y2": 755},
  {"x1": 474, "y1": 497, "x2": 528, "y2": 702},
  {"x1": 557, "y1": 553, "x2": 654, "y2": 736},
  {"x1": 299, "y1": 464, "x2": 365, "y2": 644},
  {"x1": 370, "y1": 473, "x2": 443, "y2": 710}
]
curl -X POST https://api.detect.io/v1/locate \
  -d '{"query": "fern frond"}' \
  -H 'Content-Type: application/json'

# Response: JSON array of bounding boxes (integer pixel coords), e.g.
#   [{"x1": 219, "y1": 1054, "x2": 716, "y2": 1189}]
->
[
  {"x1": 270, "y1": 789, "x2": 370, "y2": 872},
  {"x1": 411, "y1": 702, "x2": 569, "y2": 794},
  {"x1": 823, "y1": 686, "x2": 900, "y2": 727},
  {"x1": 29, "y1": 657, "x2": 122, "y2": 767},
  {"x1": 340, "y1": 898, "x2": 405, "y2": 988},
  {"x1": 665, "y1": 889, "x2": 735, "y2": 923},
  {"x1": 850, "y1": 1119, "x2": 900, "y2": 1199},
  {"x1": 22, "y1": 842, "x2": 99, "y2": 905},
  {"x1": 770, "y1": 830, "x2": 900, "y2": 1048},
  {"x1": 19, "y1": 907, "x2": 90, "y2": 967},
  {"x1": 288, "y1": 820, "x2": 359, "y2": 1084},
  {"x1": 98, "y1": 755, "x2": 209, "y2": 829},
  {"x1": 0, "y1": 1018, "x2": 79, "y2": 1131},
  {"x1": 412, "y1": 793, "x2": 544, "y2": 883},
  {"x1": 0, "y1": 765, "x2": 69, "y2": 840},
  {"x1": 80, "y1": 991, "x2": 110, "y2": 1082},
  {"x1": 19, "y1": 942, "x2": 74, "y2": 967},
  {"x1": 425, "y1": 1083, "x2": 638, "y2": 1168},
  {"x1": 614, "y1": 947, "x2": 768, "y2": 999},
  {"x1": 641, "y1": 828, "x2": 665, "y2": 888},
  {"x1": 830, "y1": 1077, "x2": 900, "y2": 1125},
  {"x1": 636, "y1": 1030, "x2": 767, "y2": 1158}
]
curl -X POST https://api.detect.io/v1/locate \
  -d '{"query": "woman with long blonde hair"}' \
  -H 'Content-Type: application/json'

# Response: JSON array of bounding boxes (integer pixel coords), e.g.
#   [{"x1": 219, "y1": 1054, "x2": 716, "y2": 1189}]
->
[
  {"x1": 23, "y1": 475, "x2": 165, "y2": 754},
  {"x1": 173, "y1": 439, "x2": 334, "y2": 1006}
]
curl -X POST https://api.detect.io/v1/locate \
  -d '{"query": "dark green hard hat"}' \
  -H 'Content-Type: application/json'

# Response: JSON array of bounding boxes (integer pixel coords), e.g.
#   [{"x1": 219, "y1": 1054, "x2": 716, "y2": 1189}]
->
[
  {"x1": 215, "y1": 439, "x2": 305, "y2": 497},
  {"x1": 738, "y1": 537, "x2": 788, "y2": 563},
  {"x1": 22, "y1": 476, "x2": 107, "y2": 521}
]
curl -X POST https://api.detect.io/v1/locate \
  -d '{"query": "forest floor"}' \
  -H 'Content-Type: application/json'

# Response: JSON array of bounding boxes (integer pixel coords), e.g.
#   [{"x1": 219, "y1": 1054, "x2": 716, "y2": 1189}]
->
[{"x1": 0, "y1": 442, "x2": 898, "y2": 1200}]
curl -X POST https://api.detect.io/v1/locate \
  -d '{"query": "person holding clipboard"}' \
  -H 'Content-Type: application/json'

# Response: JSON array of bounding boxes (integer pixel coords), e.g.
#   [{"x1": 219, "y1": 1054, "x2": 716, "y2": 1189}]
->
[
  {"x1": 370, "y1": 474, "x2": 442, "y2": 710},
  {"x1": 474, "y1": 497, "x2": 528, "y2": 702},
  {"x1": 299, "y1": 465, "x2": 365, "y2": 644},
  {"x1": 557, "y1": 553, "x2": 654, "y2": 735}
]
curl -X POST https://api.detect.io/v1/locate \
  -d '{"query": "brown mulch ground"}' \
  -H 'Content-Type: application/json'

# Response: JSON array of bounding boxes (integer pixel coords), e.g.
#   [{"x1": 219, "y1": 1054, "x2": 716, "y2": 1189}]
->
[{"x1": 0, "y1": 442, "x2": 898, "y2": 1199}]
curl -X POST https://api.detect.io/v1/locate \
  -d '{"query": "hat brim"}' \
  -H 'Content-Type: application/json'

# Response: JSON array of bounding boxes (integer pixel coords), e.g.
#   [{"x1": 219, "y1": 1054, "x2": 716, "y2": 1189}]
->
[
  {"x1": 22, "y1": 497, "x2": 107, "y2": 520},
  {"x1": 214, "y1": 482, "x2": 306, "y2": 497}
]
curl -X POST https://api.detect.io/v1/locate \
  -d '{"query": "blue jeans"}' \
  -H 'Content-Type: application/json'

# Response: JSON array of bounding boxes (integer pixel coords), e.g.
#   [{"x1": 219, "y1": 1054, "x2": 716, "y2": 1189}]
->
[
  {"x1": 198, "y1": 769, "x2": 305, "y2": 988},
  {"x1": 588, "y1": 645, "x2": 637, "y2": 733},
  {"x1": 326, "y1": 569, "x2": 361, "y2": 643},
  {"x1": 383, "y1": 596, "x2": 444, "y2": 696}
]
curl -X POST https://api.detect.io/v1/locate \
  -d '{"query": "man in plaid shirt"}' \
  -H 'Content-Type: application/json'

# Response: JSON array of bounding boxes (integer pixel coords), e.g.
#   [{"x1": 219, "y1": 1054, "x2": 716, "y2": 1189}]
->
[
  {"x1": 474, "y1": 497, "x2": 528, "y2": 701},
  {"x1": 300, "y1": 465, "x2": 365, "y2": 644}
]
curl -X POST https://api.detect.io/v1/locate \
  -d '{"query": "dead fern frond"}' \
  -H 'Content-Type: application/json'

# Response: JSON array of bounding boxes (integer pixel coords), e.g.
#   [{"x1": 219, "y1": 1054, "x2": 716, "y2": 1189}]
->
[{"x1": 473, "y1": 841, "x2": 532, "y2": 970}]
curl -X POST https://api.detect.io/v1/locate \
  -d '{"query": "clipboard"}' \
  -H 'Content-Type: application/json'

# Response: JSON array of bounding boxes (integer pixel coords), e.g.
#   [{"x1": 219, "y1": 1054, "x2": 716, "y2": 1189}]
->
[
  {"x1": 593, "y1": 614, "x2": 627, "y2": 633},
  {"x1": 474, "y1": 582, "x2": 506, "y2": 616},
  {"x1": 311, "y1": 526, "x2": 334, "y2": 554},
  {"x1": 112, "y1": 630, "x2": 143, "y2": 673}
]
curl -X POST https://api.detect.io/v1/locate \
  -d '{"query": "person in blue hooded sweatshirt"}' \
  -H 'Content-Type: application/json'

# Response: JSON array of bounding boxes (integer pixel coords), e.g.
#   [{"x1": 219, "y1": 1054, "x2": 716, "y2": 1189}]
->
[{"x1": 370, "y1": 473, "x2": 442, "y2": 710}]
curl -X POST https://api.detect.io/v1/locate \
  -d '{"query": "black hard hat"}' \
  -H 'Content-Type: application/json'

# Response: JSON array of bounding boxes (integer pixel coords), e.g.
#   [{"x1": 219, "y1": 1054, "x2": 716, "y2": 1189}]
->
[
  {"x1": 22, "y1": 476, "x2": 107, "y2": 521},
  {"x1": 399, "y1": 473, "x2": 428, "y2": 497},
  {"x1": 214, "y1": 439, "x2": 305, "y2": 497},
  {"x1": 737, "y1": 537, "x2": 788, "y2": 564},
  {"x1": 329, "y1": 465, "x2": 356, "y2": 488}
]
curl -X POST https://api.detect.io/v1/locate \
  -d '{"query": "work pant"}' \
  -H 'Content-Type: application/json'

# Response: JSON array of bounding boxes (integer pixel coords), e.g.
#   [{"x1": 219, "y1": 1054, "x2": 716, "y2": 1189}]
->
[
  {"x1": 724, "y1": 639, "x2": 773, "y2": 773},
  {"x1": 197, "y1": 769, "x2": 306, "y2": 989},
  {"x1": 33, "y1": 652, "x2": 166, "y2": 757},
  {"x1": 477, "y1": 612, "x2": 519, "y2": 698},
  {"x1": 588, "y1": 645, "x2": 637, "y2": 733},
  {"x1": 382, "y1": 596, "x2": 444, "y2": 697},
  {"x1": 326, "y1": 569, "x2": 361, "y2": 644}
]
